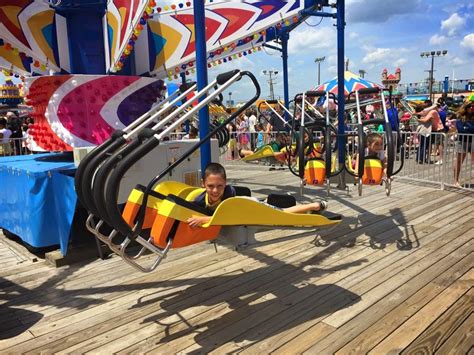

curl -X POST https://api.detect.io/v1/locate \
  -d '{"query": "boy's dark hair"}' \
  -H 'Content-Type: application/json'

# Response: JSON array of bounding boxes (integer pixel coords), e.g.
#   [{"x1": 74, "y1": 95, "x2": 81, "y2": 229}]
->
[
  {"x1": 414, "y1": 105, "x2": 424, "y2": 113},
  {"x1": 0, "y1": 118, "x2": 6, "y2": 127},
  {"x1": 365, "y1": 132, "x2": 382, "y2": 146},
  {"x1": 203, "y1": 162, "x2": 226, "y2": 180}
]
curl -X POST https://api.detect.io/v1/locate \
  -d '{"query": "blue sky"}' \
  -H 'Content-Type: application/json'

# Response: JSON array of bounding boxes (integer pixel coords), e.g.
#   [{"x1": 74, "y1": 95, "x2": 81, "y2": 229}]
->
[
  {"x1": 204, "y1": 0, "x2": 474, "y2": 102},
  {"x1": 2, "y1": 0, "x2": 473, "y2": 103}
]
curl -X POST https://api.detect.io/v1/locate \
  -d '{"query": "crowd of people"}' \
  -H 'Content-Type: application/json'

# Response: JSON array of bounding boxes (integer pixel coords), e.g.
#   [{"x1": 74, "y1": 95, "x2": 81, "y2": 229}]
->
[
  {"x1": 1, "y1": 93, "x2": 473, "y2": 187},
  {"x1": 0, "y1": 111, "x2": 32, "y2": 156}
]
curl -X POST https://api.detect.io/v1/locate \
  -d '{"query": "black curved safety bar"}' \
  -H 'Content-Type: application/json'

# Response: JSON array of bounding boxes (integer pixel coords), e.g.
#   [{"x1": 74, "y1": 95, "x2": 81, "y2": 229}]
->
[
  {"x1": 263, "y1": 99, "x2": 279, "y2": 105},
  {"x1": 216, "y1": 69, "x2": 240, "y2": 85},
  {"x1": 105, "y1": 71, "x2": 260, "y2": 238},
  {"x1": 91, "y1": 128, "x2": 155, "y2": 225},
  {"x1": 104, "y1": 135, "x2": 161, "y2": 236},
  {"x1": 298, "y1": 125, "x2": 305, "y2": 179},
  {"x1": 75, "y1": 131, "x2": 122, "y2": 207},
  {"x1": 325, "y1": 127, "x2": 333, "y2": 178},
  {"x1": 357, "y1": 87, "x2": 381, "y2": 95},
  {"x1": 385, "y1": 124, "x2": 394, "y2": 178},
  {"x1": 362, "y1": 118, "x2": 386, "y2": 126},
  {"x1": 179, "y1": 81, "x2": 196, "y2": 92},
  {"x1": 357, "y1": 127, "x2": 366, "y2": 178},
  {"x1": 305, "y1": 90, "x2": 326, "y2": 97},
  {"x1": 77, "y1": 132, "x2": 127, "y2": 215},
  {"x1": 211, "y1": 84, "x2": 224, "y2": 107}
]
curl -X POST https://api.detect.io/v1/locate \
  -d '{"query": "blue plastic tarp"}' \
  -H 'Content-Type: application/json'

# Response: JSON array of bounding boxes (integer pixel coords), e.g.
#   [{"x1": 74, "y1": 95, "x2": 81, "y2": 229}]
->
[{"x1": 0, "y1": 154, "x2": 77, "y2": 255}]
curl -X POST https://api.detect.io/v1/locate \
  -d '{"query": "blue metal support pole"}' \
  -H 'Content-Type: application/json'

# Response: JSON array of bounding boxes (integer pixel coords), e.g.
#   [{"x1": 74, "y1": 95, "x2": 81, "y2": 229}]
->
[
  {"x1": 336, "y1": 0, "x2": 345, "y2": 186},
  {"x1": 55, "y1": 0, "x2": 108, "y2": 74},
  {"x1": 194, "y1": 1, "x2": 211, "y2": 171},
  {"x1": 280, "y1": 32, "x2": 290, "y2": 122}
]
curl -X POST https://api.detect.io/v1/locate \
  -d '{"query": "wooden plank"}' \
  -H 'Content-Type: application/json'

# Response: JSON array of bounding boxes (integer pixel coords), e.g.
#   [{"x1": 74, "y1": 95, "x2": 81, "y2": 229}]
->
[
  {"x1": 401, "y1": 288, "x2": 474, "y2": 354},
  {"x1": 3, "y1": 229, "x2": 319, "y2": 352},
  {"x1": 0, "y1": 170, "x2": 470, "y2": 354},
  {"x1": 293, "y1": 253, "x2": 474, "y2": 354},
  {"x1": 435, "y1": 313, "x2": 474, "y2": 355},
  {"x1": 55, "y1": 234, "x2": 354, "y2": 353},
  {"x1": 335, "y1": 263, "x2": 474, "y2": 354},
  {"x1": 226, "y1": 220, "x2": 473, "y2": 354},
  {"x1": 322, "y1": 224, "x2": 473, "y2": 328},
  {"x1": 161, "y1": 212, "x2": 472, "y2": 353},
  {"x1": 368, "y1": 268, "x2": 474, "y2": 354},
  {"x1": 9, "y1": 185, "x2": 434, "y2": 352},
  {"x1": 72, "y1": 215, "x2": 408, "y2": 354}
]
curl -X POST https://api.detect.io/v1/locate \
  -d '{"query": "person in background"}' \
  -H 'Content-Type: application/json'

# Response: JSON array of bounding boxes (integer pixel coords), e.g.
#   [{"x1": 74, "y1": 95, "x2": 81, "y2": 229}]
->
[
  {"x1": 432, "y1": 100, "x2": 447, "y2": 165},
  {"x1": 6, "y1": 111, "x2": 22, "y2": 155},
  {"x1": 0, "y1": 118, "x2": 12, "y2": 156},
  {"x1": 183, "y1": 126, "x2": 198, "y2": 139},
  {"x1": 266, "y1": 105, "x2": 286, "y2": 135},
  {"x1": 255, "y1": 123, "x2": 265, "y2": 150},
  {"x1": 247, "y1": 109, "x2": 257, "y2": 150},
  {"x1": 453, "y1": 99, "x2": 474, "y2": 187},
  {"x1": 237, "y1": 114, "x2": 250, "y2": 151},
  {"x1": 415, "y1": 101, "x2": 438, "y2": 164}
]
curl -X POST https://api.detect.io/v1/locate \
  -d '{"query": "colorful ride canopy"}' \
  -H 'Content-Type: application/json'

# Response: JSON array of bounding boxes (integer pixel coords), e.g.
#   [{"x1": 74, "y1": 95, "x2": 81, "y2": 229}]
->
[
  {"x1": 314, "y1": 71, "x2": 384, "y2": 96},
  {"x1": 105, "y1": 0, "x2": 152, "y2": 72},
  {"x1": 131, "y1": 0, "x2": 306, "y2": 78},
  {"x1": 25, "y1": 75, "x2": 164, "y2": 150},
  {"x1": 0, "y1": 0, "x2": 67, "y2": 74}
]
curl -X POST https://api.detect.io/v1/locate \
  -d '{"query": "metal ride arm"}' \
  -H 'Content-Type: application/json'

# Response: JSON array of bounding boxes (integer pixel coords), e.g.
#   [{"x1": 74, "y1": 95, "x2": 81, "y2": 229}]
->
[
  {"x1": 75, "y1": 81, "x2": 197, "y2": 217},
  {"x1": 89, "y1": 71, "x2": 242, "y2": 240},
  {"x1": 352, "y1": 87, "x2": 397, "y2": 196},
  {"x1": 77, "y1": 74, "x2": 229, "y2": 253},
  {"x1": 257, "y1": 99, "x2": 293, "y2": 130},
  {"x1": 100, "y1": 71, "x2": 260, "y2": 272}
]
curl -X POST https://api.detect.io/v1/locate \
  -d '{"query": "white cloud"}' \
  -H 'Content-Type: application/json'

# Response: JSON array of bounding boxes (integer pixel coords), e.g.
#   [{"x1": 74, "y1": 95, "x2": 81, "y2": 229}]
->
[
  {"x1": 429, "y1": 34, "x2": 448, "y2": 46},
  {"x1": 441, "y1": 13, "x2": 466, "y2": 36},
  {"x1": 362, "y1": 48, "x2": 392, "y2": 64},
  {"x1": 328, "y1": 65, "x2": 337, "y2": 74},
  {"x1": 460, "y1": 33, "x2": 474, "y2": 54},
  {"x1": 452, "y1": 57, "x2": 466, "y2": 66},
  {"x1": 394, "y1": 58, "x2": 407, "y2": 67},
  {"x1": 349, "y1": 32, "x2": 358, "y2": 40},
  {"x1": 288, "y1": 26, "x2": 335, "y2": 55},
  {"x1": 328, "y1": 54, "x2": 337, "y2": 65}
]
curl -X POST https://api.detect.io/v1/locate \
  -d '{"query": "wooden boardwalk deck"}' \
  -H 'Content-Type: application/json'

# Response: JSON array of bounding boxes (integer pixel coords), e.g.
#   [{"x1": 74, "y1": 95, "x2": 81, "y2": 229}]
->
[{"x1": 0, "y1": 163, "x2": 473, "y2": 354}]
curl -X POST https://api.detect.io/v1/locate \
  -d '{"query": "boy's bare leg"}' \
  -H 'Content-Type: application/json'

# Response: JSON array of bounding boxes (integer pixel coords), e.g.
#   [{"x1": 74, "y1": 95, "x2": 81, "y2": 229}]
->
[{"x1": 283, "y1": 202, "x2": 323, "y2": 214}]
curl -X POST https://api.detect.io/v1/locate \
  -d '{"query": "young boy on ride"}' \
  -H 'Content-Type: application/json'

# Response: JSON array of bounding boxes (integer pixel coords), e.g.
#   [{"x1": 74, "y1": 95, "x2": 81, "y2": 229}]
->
[
  {"x1": 238, "y1": 133, "x2": 289, "y2": 162},
  {"x1": 187, "y1": 163, "x2": 327, "y2": 227},
  {"x1": 354, "y1": 132, "x2": 387, "y2": 177}
]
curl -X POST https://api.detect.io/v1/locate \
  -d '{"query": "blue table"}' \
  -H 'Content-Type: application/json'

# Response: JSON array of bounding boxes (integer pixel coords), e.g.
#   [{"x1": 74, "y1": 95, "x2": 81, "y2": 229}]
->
[{"x1": 0, "y1": 154, "x2": 77, "y2": 255}]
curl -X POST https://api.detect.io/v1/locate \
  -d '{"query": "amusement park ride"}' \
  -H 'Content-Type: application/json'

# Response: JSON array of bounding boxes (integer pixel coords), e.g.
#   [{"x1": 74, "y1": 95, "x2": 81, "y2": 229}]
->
[{"x1": 0, "y1": 1, "x2": 403, "y2": 269}]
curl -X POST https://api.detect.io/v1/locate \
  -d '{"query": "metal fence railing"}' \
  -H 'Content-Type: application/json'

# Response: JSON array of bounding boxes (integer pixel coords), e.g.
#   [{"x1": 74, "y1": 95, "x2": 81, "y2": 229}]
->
[
  {"x1": 397, "y1": 132, "x2": 473, "y2": 190},
  {"x1": 2, "y1": 130, "x2": 473, "y2": 191},
  {"x1": 0, "y1": 137, "x2": 32, "y2": 157},
  {"x1": 221, "y1": 129, "x2": 474, "y2": 191}
]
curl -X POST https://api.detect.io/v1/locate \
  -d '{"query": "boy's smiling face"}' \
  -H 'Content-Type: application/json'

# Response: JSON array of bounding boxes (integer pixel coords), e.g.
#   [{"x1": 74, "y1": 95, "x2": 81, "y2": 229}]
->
[{"x1": 203, "y1": 173, "x2": 226, "y2": 205}]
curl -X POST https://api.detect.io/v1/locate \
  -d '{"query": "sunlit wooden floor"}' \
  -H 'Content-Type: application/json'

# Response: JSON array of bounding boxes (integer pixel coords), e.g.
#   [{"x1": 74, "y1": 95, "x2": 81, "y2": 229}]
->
[{"x1": 1, "y1": 163, "x2": 473, "y2": 354}]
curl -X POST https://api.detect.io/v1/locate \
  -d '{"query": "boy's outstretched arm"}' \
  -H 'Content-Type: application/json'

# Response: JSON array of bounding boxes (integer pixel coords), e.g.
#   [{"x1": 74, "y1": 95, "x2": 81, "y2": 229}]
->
[{"x1": 187, "y1": 216, "x2": 212, "y2": 228}]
